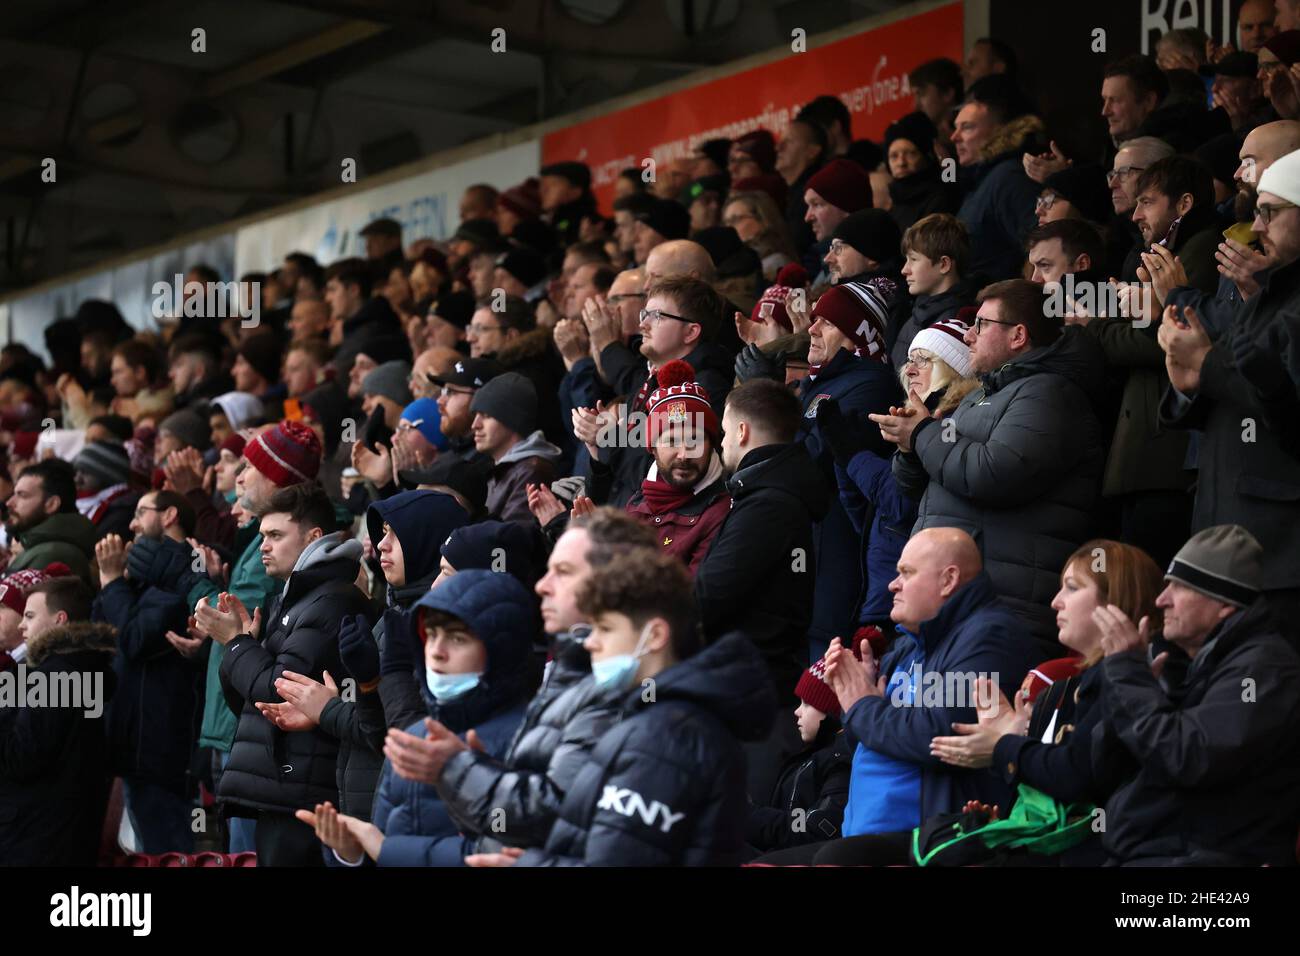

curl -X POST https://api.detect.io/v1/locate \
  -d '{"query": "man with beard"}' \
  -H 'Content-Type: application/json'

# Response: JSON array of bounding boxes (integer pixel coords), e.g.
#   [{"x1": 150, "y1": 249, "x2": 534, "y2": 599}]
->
[
  {"x1": 623, "y1": 360, "x2": 730, "y2": 574},
  {"x1": 5, "y1": 460, "x2": 96, "y2": 583}
]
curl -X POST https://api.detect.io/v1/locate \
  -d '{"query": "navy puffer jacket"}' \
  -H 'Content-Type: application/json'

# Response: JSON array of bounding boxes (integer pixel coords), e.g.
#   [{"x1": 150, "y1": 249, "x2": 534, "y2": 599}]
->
[{"x1": 517, "y1": 631, "x2": 776, "y2": 866}]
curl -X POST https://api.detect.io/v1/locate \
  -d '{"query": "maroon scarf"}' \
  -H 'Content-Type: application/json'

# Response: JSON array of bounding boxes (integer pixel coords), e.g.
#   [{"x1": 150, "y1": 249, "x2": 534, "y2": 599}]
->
[{"x1": 639, "y1": 474, "x2": 696, "y2": 514}]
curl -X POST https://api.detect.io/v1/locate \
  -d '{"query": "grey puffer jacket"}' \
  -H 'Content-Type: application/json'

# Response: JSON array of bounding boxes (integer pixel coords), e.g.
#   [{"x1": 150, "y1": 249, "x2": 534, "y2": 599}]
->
[
  {"x1": 435, "y1": 631, "x2": 624, "y2": 852},
  {"x1": 894, "y1": 326, "x2": 1106, "y2": 644}
]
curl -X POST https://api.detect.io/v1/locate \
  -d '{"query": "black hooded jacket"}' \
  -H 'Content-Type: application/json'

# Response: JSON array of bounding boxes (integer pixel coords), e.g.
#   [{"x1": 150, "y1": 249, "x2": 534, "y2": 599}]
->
[
  {"x1": 746, "y1": 720, "x2": 852, "y2": 853},
  {"x1": 517, "y1": 632, "x2": 777, "y2": 866},
  {"x1": 695, "y1": 442, "x2": 830, "y2": 697}
]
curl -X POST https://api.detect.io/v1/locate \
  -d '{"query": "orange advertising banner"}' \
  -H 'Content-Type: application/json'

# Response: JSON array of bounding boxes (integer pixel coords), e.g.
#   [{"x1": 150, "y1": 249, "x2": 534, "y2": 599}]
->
[{"x1": 542, "y1": 2, "x2": 964, "y2": 214}]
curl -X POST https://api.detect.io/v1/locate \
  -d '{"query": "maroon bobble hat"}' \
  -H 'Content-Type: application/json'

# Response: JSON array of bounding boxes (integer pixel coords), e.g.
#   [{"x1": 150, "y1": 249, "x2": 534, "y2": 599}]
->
[
  {"x1": 751, "y1": 266, "x2": 808, "y2": 331},
  {"x1": 243, "y1": 420, "x2": 322, "y2": 488},
  {"x1": 810, "y1": 279, "x2": 893, "y2": 362},
  {"x1": 0, "y1": 562, "x2": 73, "y2": 616},
  {"x1": 795, "y1": 655, "x2": 841, "y2": 716},
  {"x1": 804, "y1": 159, "x2": 873, "y2": 214},
  {"x1": 644, "y1": 360, "x2": 720, "y2": 448}
]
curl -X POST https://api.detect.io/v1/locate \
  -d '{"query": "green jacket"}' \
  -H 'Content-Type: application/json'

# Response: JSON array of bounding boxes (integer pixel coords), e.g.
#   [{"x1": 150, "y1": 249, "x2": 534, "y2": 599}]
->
[
  {"x1": 188, "y1": 527, "x2": 280, "y2": 753},
  {"x1": 11, "y1": 513, "x2": 96, "y2": 583}
]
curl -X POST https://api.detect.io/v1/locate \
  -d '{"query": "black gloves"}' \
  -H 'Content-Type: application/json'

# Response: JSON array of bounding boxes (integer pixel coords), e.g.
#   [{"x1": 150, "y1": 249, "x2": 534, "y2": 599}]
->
[
  {"x1": 339, "y1": 613, "x2": 380, "y2": 686},
  {"x1": 379, "y1": 605, "x2": 420, "y2": 678},
  {"x1": 815, "y1": 397, "x2": 876, "y2": 469},
  {"x1": 734, "y1": 343, "x2": 788, "y2": 384}
]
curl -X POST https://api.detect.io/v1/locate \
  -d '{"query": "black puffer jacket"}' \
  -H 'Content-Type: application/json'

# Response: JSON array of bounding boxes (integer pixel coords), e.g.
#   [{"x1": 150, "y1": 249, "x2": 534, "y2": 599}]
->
[
  {"x1": 1092, "y1": 600, "x2": 1300, "y2": 866},
  {"x1": 0, "y1": 622, "x2": 117, "y2": 866},
  {"x1": 895, "y1": 326, "x2": 1106, "y2": 644},
  {"x1": 696, "y1": 443, "x2": 830, "y2": 697},
  {"x1": 218, "y1": 533, "x2": 372, "y2": 816},
  {"x1": 436, "y1": 631, "x2": 624, "y2": 851},
  {"x1": 517, "y1": 632, "x2": 777, "y2": 866},
  {"x1": 746, "y1": 722, "x2": 852, "y2": 852}
]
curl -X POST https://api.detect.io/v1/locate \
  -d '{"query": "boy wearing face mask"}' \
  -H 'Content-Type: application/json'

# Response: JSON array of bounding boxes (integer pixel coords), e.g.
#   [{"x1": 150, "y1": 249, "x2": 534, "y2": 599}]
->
[
  {"x1": 466, "y1": 549, "x2": 777, "y2": 867},
  {"x1": 297, "y1": 569, "x2": 540, "y2": 866}
]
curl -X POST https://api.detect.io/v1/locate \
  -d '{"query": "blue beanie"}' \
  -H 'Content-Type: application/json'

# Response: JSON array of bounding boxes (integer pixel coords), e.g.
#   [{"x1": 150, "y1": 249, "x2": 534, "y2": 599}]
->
[{"x1": 401, "y1": 397, "x2": 448, "y2": 451}]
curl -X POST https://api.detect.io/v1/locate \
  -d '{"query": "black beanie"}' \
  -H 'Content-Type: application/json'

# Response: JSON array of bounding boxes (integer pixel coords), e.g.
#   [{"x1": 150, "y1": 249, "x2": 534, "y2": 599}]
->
[
  {"x1": 832, "y1": 208, "x2": 904, "y2": 265},
  {"x1": 440, "y1": 519, "x2": 541, "y2": 589},
  {"x1": 1043, "y1": 165, "x2": 1115, "y2": 225},
  {"x1": 883, "y1": 111, "x2": 938, "y2": 164},
  {"x1": 237, "y1": 333, "x2": 283, "y2": 385},
  {"x1": 469, "y1": 371, "x2": 537, "y2": 437}
]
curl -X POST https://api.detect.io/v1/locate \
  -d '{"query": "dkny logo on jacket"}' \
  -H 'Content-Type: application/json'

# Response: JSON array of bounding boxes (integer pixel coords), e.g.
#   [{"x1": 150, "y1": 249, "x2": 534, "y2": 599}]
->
[{"x1": 596, "y1": 785, "x2": 686, "y2": 833}]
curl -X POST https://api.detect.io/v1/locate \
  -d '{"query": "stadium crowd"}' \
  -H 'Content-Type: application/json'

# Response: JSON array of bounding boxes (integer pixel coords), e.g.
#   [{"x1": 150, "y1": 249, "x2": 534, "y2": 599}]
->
[{"x1": 3, "y1": 4, "x2": 1300, "y2": 867}]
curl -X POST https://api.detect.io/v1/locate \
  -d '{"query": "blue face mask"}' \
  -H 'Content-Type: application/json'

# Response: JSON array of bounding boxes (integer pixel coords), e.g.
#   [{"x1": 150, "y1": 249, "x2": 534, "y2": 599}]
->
[
  {"x1": 425, "y1": 669, "x2": 482, "y2": 702},
  {"x1": 590, "y1": 624, "x2": 654, "y2": 692}
]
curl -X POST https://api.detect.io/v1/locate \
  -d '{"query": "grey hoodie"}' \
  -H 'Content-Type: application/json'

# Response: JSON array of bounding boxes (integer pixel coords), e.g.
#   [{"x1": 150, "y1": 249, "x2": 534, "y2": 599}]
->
[{"x1": 488, "y1": 430, "x2": 563, "y2": 525}]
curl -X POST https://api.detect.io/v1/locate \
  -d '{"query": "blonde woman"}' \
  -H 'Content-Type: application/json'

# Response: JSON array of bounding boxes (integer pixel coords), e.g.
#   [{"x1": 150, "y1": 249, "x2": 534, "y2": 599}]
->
[{"x1": 723, "y1": 191, "x2": 799, "y2": 282}]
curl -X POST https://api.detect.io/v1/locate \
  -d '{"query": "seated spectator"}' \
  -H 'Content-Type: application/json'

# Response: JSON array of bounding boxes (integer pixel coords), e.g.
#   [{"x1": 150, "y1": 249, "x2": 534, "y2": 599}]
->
[
  {"x1": 1130, "y1": 156, "x2": 1222, "y2": 293},
  {"x1": 623, "y1": 360, "x2": 730, "y2": 573},
  {"x1": 232, "y1": 333, "x2": 287, "y2": 410},
  {"x1": 696, "y1": 379, "x2": 828, "y2": 797},
  {"x1": 803, "y1": 159, "x2": 873, "y2": 285},
  {"x1": 892, "y1": 213, "x2": 978, "y2": 366},
  {"x1": 722, "y1": 190, "x2": 798, "y2": 281},
  {"x1": 467, "y1": 295, "x2": 566, "y2": 448},
  {"x1": 156, "y1": 409, "x2": 212, "y2": 466},
  {"x1": 72, "y1": 440, "x2": 140, "y2": 543},
  {"x1": 470, "y1": 373, "x2": 562, "y2": 524},
  {"x1": 1025, "y1": 219, "x2": 1107, "y2": 286},
  {"x1": 391, "y1": 397, "x2": 447, "y2": 474},
  {"x1": 878, "y1": 280, "x2": 1106, "y2": 643},
  {"x1": 110, "y1": 339, "x2": 174, "y2": 424},
  {"x1": 468, "y1": 549, "x2": 776, "y2": 867},
  {"x1": 744, "y1": 651, "x2": 852, "y2": 856},
  {"x1": 1093, "y1": 525, "x2": 1300, "y2": 865},
  {"x1": 909, "y1": 58, "x2": 964, "y2": 151},
  {"x1": 5, "y1": 459, "x2": 96, "y2": 582},
  {"x1": 0, "y1": 576, "x2": 115, "y2": 866},
  {"x1": 0, "y1": 563, "x2": 73, "y2": 672},
  {"x1": 918, "y1": 538, "x2": 1165, "y2": 867},
  {"x1": 92, "y1": 491, "x2": 201, "y2": 854},
  {"x1": 210, "y1": 391, "x2": 265, "y2": 445},
  {"x1": 885, "y1": 111, "x2": 962, "y2": 232},
  {"x1": 382, "y1": 510, "x2": 653, "y2": 856},
  {"x1": 821, "y1": 316, "x2": 977, "y2": 633},
  {"x1": 434, "y1": 519, "x2": 543, "y2": 591},
  {"x1": 754, "y1": 527, "x2": 1038, "y2": 864},
  {"x1": 167, "y1": 334, "x2": 231, "y2": 409},
  {"x1": 283, "y1": 339, "x2": 332, "y2": 399},
  {"x1": 953, "y1": 76, "x2": 1044, "y2": 280},
  {"x1": 361, "y1": 360, "x2": 413, "y2": 432},
  {"x1": 776, "y1": 117, "x2": 828, "y2": 256},
  {"x1": 300, "y1": 569, "x2": 540, "y2": 866}
]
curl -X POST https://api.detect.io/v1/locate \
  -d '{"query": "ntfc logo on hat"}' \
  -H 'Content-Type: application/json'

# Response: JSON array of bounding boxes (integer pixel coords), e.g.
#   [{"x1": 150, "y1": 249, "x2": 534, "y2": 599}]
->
[
  {"x1": 666, "y1": 401, "x2": 689, "y2": 424},
  {"x1": 455, "y1": 361, "x2": 465, "y2": 374},
  {"x1": 805, "y1": 394, "x2": 832, "y2": 419}
]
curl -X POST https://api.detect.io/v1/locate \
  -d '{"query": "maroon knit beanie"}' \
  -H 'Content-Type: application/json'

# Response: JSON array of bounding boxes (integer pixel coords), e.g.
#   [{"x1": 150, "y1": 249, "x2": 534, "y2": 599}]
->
[
  {"x1": 805, "y1": 158, "x2": 873, "y2": 213},
  {"x1": 243, "y1": 420, "x2": 322, "y2": 487}
]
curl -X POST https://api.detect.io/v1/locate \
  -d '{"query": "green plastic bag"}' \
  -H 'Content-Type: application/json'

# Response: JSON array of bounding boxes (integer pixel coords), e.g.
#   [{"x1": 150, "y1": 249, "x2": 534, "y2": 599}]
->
[{"x1": 911, "y1": 785, "x2": 1095, "y2": 867}]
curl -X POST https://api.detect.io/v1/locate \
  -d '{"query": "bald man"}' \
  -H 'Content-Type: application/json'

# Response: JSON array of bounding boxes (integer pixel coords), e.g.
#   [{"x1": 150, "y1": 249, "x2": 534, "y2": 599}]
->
[
  {"x1": 754, "y1": 527, "x2": 1039, "y2": 864},
  {"x1": 1163, "y1": 120, "x2": 1300, "y2": 334},
  {"x1": 644, "y1": 240, "x2": 717, "y2": 286}
]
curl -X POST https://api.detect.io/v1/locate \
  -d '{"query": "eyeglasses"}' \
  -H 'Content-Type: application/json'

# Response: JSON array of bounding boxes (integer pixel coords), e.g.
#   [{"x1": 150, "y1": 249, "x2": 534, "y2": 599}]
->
[
  {"x1": 439, "y1": 384, "x2": 474, "y2": 398},
  {"x1": 1106, "y1": 165, "x2": 1146, "y2": 184},
  {"x1": 905, "y1": 353, "x2": 934, "y2": 368},
  {"x1": 828, "y1": 239, "x2": 853, "y2": 255},
  {"x1": 395, "y1": 419, "x2": 425, "y2": 433},
  {"x1": 1035, "y1": 193, "x2": 1057, "y2": 211},
  {"x1": 973, "y1": 316, "x2": 1017, "y2": 334},
  {"x1": 638, "y1": 308, "x2": 696, "y2": 326},
  {"x1": 467, "y1": 322, "x2": 501, "y2": 335},
  {"x1": 1254, "y1": 201, "x2": 1297, "y2": 225},
  {"x1": 133, "y1": 505, "x2": 162, "y2": 518}
]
